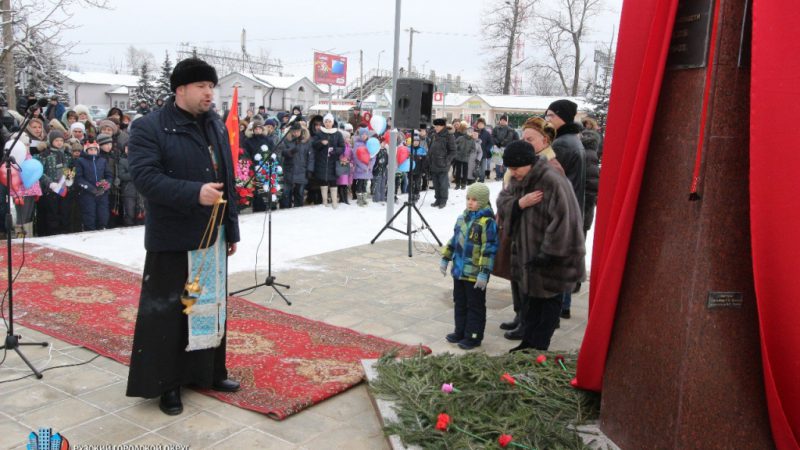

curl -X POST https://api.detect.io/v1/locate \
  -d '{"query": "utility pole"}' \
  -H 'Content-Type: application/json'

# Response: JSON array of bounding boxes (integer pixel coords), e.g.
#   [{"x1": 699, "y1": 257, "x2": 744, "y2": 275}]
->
[
  {"x1": 359, "y1": 49, "x2": 363, "y2": 103},
  {"x1": 406, "y1": 27, "x2": 419, "y2": 74},
  {"x1": 2, "y1": 0, "x2": 16, "y2": 110}
]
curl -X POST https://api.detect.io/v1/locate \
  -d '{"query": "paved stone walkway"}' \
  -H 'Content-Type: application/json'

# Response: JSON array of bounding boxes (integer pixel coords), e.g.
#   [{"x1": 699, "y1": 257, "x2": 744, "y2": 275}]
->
[{"x1": 0, "y1": 239, "x2": 588, "y2": 449}]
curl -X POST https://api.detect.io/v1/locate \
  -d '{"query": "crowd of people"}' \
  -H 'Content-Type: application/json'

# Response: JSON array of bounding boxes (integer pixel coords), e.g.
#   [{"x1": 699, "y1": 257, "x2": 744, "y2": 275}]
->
[{"x1": 0, "y1": 95, "x2": 155, "y2": 239}]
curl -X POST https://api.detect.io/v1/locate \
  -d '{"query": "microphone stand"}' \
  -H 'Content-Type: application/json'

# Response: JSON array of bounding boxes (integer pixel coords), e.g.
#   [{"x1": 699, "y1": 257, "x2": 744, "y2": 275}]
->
[
  {"x1": 0, "y1": 102, "x2": 50, "y2": 379},
  {"x1": 230, "y1": 123, "x2": 293, "y2": 305}
]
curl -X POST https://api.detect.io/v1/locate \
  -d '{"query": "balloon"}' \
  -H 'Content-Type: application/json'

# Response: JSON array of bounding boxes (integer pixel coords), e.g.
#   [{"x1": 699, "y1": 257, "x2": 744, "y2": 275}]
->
[
  {"x1": 7, "y1": 141, "x2": 27, "y2": 165},
  {"x1": 0, "y1": 166, "x2": 22, "y2": 192},
  {"x1": 356, "y1": 146, "x2": 370, "y2": 165},
  {"x1": 397, "y1": 159, "x2": 410, "y2": 173},
  {"x1": 396, "y1": 146, "x2": 409, "y2": 165},
  {"x1": 366, "y1": 137, "x2": 380, "y2": 156},
  {"x1": 370, "y1": 115, "x2": 387, "y2": 135},
  {"x1": 20, "y1": 159, "x2": 43, "y2": 189}
]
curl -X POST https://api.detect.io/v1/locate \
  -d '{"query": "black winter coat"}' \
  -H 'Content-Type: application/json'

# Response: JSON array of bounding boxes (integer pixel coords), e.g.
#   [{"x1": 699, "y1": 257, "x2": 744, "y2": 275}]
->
[
  {"x1": 243, "y1": 134, "x2": 273, "y2": 162},
  {"x1": 128, "y1": 98, "x2": 240, "y2": 252},
  {"x1": 552, "y1": 122, "x2": 586, "y2": 212},
  {"x1": 311, "y1": 128, "x2": 344, "y2": 182},
  {"x1": 280, "y1": 128, "x2": 314, "y2": 185},
  {"x1": 492, "y1": 125, "x2": 518, "y2": 148},
  {"x1": 428, "y1": 128, "x2": 456, "y2": 173},
  {"x1": 116, "y1": 156, "x2": 139, "y2": 198},
  {"x1": 580, "y1": 129, "x2": 601, "y2": 203},
  {"x1": 477, "y1": 128, "x2": 494, "y2": 159},
  {"x1": 74, "y1": 152, "x2": 113, "y2": 195}
]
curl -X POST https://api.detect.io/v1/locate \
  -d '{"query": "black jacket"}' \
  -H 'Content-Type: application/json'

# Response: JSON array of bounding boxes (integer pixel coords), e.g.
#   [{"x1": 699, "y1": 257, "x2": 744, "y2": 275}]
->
[
  {"x1": 311, "y1": 128, "x2": 344, "y2": 182},
  {"x1": 492, "y1": 125, "x2": 518, "y2": 148},
  {"x1": 552, "y1": 122, "x2": 586, "y2": 212},
  {"x1": 428, "y1": 128, "x2": 456, "y2": 173},
  {"x1": 128, "y1": 98, "x2": 240, "y2": 252},
  {"x1": 279, "y1": 128, "x2": 314, "y2": 185},
  {"x1": 477, "y1": 127, "x2": 494, "y2": 159}
]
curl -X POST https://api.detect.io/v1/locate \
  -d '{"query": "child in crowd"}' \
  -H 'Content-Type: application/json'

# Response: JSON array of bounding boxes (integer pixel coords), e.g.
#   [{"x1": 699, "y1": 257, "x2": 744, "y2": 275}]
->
[
  {"x1": 372, "y1": 141, "x2": 389, "y2": 204},
  {"x1": 409, "y1": 133, "x2": 427, "y2": 202},
  {"x1": 74, "y1": 140, "x2": 113, "y2": 231},
  {"x1": 352, "y1": 127, "x2": 375, "y2": 206},
  {"x1": 116, "y1": 144, "x2": 143, "y2": 226},
  {"x1": 36, "y1": 130, "x2": 70, "y2": 235},
  {"x1": 439, "y1": 182, "x2": 498, "y2": 350}
]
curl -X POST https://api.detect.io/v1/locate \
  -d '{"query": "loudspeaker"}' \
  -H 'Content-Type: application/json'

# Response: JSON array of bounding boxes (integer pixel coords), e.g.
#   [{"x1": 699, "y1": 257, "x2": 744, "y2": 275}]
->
[{"x1": 394, "y1": 78, "x2": 434, "y2": 129}]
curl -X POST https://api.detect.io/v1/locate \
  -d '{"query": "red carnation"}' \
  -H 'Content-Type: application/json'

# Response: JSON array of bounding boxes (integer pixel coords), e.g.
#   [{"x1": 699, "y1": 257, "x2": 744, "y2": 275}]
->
[
  {"x1": 536, "y1": 354, "x2": 548, "y2": 365},
  {"x1": 435, "y1": 413, "x2": 451, "y2": 431},
  {"x1": 498, "y1": 434, "x2": 513, "y2": 447},
  {"x1": 555, "y1": 354, "x2": 567, "y2": 371},
  {"x1": 501, "y1": 373, "x2": 516, "y2": 385}
]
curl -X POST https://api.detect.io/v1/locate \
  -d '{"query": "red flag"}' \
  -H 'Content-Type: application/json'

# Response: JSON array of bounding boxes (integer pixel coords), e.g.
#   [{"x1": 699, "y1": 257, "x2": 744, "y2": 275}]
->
[{"x1": 225, "y1": 87, "x2": 240, "y2": 166}]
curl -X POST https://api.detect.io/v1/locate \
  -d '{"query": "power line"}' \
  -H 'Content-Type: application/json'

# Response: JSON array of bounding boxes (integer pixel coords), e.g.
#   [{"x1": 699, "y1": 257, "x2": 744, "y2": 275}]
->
[{"x1": 76, "y1": 31, "x2": 393, "y2": 47}]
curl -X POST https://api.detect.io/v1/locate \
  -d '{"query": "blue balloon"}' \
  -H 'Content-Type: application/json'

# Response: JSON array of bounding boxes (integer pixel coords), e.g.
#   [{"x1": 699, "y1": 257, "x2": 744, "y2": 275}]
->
[
  {"x1": 366, "y1": 137, "x2": 380, "y2": 156},
  {"x1": 397, "y1": 159, "x2": 410, "y2": 173},
  {"x1": 20, "y1": 159, "x2": 43, "y2": 189},
  {"x1": 370, "y1": 115, "x2": 387, "y2": 135}
]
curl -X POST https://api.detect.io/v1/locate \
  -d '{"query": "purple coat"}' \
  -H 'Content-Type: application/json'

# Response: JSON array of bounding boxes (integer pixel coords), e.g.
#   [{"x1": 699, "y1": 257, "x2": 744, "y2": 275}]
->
[{"x1": 352, "y1": 136, "x2": 375, "y2": 180}]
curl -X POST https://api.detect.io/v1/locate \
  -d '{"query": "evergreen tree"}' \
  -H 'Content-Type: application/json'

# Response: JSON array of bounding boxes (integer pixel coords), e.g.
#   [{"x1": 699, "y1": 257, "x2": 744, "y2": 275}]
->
[
  {"x1": 134, "y1": 61, "x2": 157, "y2": 105},
  {"x1": 156, "y1": 51, "x2": 173, "y2": 99}
]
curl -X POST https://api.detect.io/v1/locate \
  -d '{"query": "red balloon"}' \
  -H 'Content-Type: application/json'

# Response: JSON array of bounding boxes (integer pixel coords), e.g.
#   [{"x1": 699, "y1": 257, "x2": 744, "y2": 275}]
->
[
  {"x1": 356, "y1": 146, "x2": 370, "y2": 165},
  {"x1": 0, "y1": 167, "x2": 22, "y2": 192},
  {"x1": 396, "y1": 146, "x2": 409, "y2": 165}
]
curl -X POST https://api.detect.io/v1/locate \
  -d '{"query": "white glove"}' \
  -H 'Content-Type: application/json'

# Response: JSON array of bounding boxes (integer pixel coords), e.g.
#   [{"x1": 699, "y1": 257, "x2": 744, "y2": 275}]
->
[
  {"x1": 65, "y1": 178, "x2": 74, "y2": 187},
  {"x1": 49, "y1": 182, "x2": 59, "y2": 193}
]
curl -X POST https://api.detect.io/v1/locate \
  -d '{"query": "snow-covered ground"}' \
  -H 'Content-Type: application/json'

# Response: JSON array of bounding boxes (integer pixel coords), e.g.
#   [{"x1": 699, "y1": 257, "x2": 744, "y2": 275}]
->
[{"x1": 32, "y1": 180, "x2": 593, "y2": 275}]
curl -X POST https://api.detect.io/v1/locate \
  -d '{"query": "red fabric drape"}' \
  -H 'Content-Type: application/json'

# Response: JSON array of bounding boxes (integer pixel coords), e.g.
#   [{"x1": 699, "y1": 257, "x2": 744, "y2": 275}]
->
[
  {"x1": 751, "y1": 2, "x2": 800, "y2": 448},
  {"x1": 572, "y1": 0, "x2": 679, "y2": 392}
]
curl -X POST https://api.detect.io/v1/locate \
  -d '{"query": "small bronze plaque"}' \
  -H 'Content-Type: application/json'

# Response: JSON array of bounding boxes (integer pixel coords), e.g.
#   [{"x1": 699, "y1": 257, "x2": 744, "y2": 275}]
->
[
  {"x1": 667, "y1": 0, "x2": 715, "y2": 69},
  {"x1": 707, "y1": 292, "x2": 744, "y2": 309}
]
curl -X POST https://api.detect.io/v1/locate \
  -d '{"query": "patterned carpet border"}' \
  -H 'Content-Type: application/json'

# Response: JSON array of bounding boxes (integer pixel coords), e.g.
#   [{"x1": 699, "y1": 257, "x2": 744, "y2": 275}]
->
[{"x1": 4, "y1": 243, "x2": 429, "y2": 419}]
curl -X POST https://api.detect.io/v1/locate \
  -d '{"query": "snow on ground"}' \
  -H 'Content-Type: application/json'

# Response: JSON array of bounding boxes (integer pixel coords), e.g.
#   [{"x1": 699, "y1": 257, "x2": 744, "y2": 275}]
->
[{"x1": 32, "y1": 180, "x2": 593, "y2": 275}]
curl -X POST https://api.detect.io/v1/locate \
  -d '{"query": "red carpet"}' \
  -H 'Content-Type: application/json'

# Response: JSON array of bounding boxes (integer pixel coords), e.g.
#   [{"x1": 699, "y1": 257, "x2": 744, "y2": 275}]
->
[{"x1": 3, "y1": 244, "x2": 428, "y2": 419}]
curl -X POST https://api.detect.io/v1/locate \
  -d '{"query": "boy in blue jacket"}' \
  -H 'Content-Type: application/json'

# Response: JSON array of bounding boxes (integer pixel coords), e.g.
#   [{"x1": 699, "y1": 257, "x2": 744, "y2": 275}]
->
[
  {"x1": 75, "y1": 140, "x2": 113, "y2": 230},
  {"x1": 440, "y1": 182, "x2": 499, "y2": 349}
]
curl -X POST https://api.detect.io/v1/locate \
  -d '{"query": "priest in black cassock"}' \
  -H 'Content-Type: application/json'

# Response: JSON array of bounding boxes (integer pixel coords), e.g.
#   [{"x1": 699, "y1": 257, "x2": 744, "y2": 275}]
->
[{"x1": 125, "y1": 58, "x2": 241, "y2": 416}]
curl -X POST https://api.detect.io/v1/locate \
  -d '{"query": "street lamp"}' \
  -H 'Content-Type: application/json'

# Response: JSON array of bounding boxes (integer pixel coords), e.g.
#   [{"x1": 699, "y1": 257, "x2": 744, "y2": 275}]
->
[{"x1": 377, "y1": 50, "x2": 386, "y2": 74}]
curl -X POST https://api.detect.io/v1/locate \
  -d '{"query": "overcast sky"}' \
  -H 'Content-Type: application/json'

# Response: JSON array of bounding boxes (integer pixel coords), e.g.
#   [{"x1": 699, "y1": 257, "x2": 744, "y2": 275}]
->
[{"x1": 60, "y1": 0, "x2": 623, "y2": 90}]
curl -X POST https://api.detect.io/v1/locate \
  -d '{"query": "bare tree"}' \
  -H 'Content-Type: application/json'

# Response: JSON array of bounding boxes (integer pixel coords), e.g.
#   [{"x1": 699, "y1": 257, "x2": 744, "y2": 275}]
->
[
  {"x1": 529, "y1": 0, "x2": 603, "y2": 96},
  {"x1": 526, "y1": 66, "x2": 562, "y2": 96},
  {"x1": 481, "y1": 0, "x2": 537, "y2": 94},
  {"x1": 125, "y1": 46, "x2": 156, "y2": 76},
  {"x1": 1, "y1": 0, "x2": 111, "y2": 109}
]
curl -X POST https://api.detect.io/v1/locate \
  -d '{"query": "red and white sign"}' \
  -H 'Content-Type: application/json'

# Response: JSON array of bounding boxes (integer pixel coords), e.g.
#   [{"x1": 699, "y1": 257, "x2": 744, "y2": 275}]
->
[
  {"x1": 433, "y1": 91, "x2": 444, "y2": 103},
  {"x1": 313, "y1": 52, "x2": 348, "y2": 86}
]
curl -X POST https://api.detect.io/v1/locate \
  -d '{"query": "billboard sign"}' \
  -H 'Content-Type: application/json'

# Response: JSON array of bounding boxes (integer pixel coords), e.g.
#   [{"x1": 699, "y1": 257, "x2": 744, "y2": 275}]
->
[{"x1": 313, "y1": 52, "x2": 348, "y2": 86}]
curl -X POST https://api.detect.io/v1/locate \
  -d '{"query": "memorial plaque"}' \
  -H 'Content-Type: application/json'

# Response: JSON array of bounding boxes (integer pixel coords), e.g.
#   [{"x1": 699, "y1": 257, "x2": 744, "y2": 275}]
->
[
  {"x1": 667, "y1": 0, "x2": 715, "y2": 69},
  {"x1": 707, "y1": 291, "x2": 744, "y2": 309}
]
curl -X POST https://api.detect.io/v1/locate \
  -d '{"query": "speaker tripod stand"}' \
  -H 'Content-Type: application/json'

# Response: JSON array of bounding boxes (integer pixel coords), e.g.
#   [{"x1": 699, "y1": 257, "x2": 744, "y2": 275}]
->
[{"x1": 371, "y1": 145, "x2": 442, "y2": 256}]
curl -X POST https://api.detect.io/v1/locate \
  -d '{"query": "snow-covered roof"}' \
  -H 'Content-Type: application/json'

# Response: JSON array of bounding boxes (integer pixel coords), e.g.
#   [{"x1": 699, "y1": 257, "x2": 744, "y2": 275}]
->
[
  {"x1": 61, "y1": 70, "x2": 139, "y2": 87},
  {"x1": 309, "y1": 104, "x2": 351, "y2": 112},
  {"x1": 106, "y1": 86, "x2": 129, "y2": 95},
  {"x1": 220, "y1": 71, "x2": 324, "y2": 93},
  {"x1": 478, "y1": 95, "x2": 589, "y2": 111}
]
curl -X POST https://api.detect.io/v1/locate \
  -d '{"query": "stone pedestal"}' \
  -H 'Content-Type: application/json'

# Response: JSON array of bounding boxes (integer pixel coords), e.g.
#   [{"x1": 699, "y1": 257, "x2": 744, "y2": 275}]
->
[{"x1": 599, "y1": 0, "x2": 773, "y2": 448}]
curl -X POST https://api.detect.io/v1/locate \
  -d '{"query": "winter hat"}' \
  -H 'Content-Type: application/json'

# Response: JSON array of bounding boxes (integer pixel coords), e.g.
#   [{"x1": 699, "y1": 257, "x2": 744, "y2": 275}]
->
[
  {"x1": 170, "y1": 57, "x2": 218, "y2": 92},
  {"x1": 289, "y1": 121, "x2": 303, "y2": 131},
  {"x1": 466, "y1": 182, "x2": 491, "y2": 209},
  {"x1": 344, "y1": 123, "x2": 353, "y2": 132},
  {"x1": 502, "y1": 140, "x2": 537, "y2": 167},
  {"x1": 323, "y1": 113, "x2": 335, "y2": 125},
  {"x1": 66, "y1": 138, "x2": 83, "y2": 153},
  {"x1": 70, "y1": 122, "x2": 86, "y2": 133},
  {"x1": 433, "y1": 118, "x2": 447, "y2": 126},
  {"x1": 264, "y1": 117, "x2": 279, "y2": 128},
  {"x1": 84, "y1": 140, "x2": 99, "y2": 151},
  {"x1": 251, "y1": 116, "x2": 265, "y2": 129},
  {"x1": 358, "y1": 126, "x2": 369, "y2": 137},
  {"x1": 546, "y1": 99, "x2": 578, "y2": 124},
  {"x1": 98, "y1": 119, "x2": 118, "y2": 134},
  {"x1": 97, "y1": 133, "x2": 113, "y2": 146},
  {"x1": 48, "y1": 130, "x2": 65, "y2": 146},
  {"x1": 73, "y1": 104, "x2": 91, "y2": 119}
]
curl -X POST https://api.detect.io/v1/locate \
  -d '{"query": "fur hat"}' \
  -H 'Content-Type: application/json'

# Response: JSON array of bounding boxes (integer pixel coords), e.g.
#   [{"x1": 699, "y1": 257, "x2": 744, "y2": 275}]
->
[
  {"x1": 466, "y1": 182, "x2": 491, "y2": 209},
  {"x1": 49, "y1": 118, "x2": 67, "y2": 133},
  {"x1": 97, "y1": 133, "x2": 113, "y2": 146},
  {"x1": 66, "y1": 138, "x2": 83, "y2": 153},
  {"x1": 170, "y1": 58, "x2": 218, "y2": 92},
  {"x1": 70, "y1": 122, "x2": 86, "y2": 133},
  {"x1": 344, "y1": 123, "x2": 353, "y2": 132},
  {"x1": 97, "y1": 119, "x2": 118, "y2": 134},
  {"x1": 73, "y1": 104, "x2": 91, "y2": 119},
  {"x1": 502, "y1": 140, "x2": 537, "y2": 168},
  {"x1": 546, "y1": 99, "x2": 578, "y2": 124},
  {"x1": 323, "y1": 113, "x2": 335, "y2": 124},
  {"x1": 48, "y1": 130, "x2": 65, "y2": 146},
  {"x1": 433, "y1": 118, "x2": 447, "y2": 126}
]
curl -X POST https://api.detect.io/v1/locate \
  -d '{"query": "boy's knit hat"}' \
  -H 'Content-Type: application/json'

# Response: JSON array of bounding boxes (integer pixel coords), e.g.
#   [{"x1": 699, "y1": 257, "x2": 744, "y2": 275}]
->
[
  {"x1": 48, "y1": 130, "x2": 65, "y2": 146},
  {"x1": 97, "y1": 133, "x2": 113, "y2": 146},
  {"x1": 466, "y1": 182, "x2": 491, "y2": 209}
]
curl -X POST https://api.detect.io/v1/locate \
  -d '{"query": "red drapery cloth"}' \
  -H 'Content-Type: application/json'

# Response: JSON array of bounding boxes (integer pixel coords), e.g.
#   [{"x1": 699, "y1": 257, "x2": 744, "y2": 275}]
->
[
  {"x1": 751, "y1": 2, "x2": 800, "y2": 448},
  {"x1": 225, "y1": 86, "x2": 240, "y2": 165},
  {"x1": 573, "y1": 0, "x2": 678, "y2": 392}
]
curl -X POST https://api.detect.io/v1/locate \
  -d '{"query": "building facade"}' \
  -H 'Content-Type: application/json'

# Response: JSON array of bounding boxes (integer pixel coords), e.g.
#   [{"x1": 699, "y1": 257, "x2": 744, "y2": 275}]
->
[{"x1": 215, "y1": 72, "x2": 325, "y2": 115}]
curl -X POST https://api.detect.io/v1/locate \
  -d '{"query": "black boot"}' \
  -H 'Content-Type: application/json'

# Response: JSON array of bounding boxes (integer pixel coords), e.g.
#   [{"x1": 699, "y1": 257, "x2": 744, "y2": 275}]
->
[
  {"x1": 509, "y1": 342, "x2": 534, "y2": 353},
  {"x1": 339, "y1": 187, "x2": 350, "y2": 204},
  {"x1": 504, "y1": 324, "x2": 524, "y2": 340},
  {"x1": 500, "y1": 314, "x2": 520, "y2": 330},
  {"x1": 159, "y1": 388, "x2": 183, "y2": 415}
]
